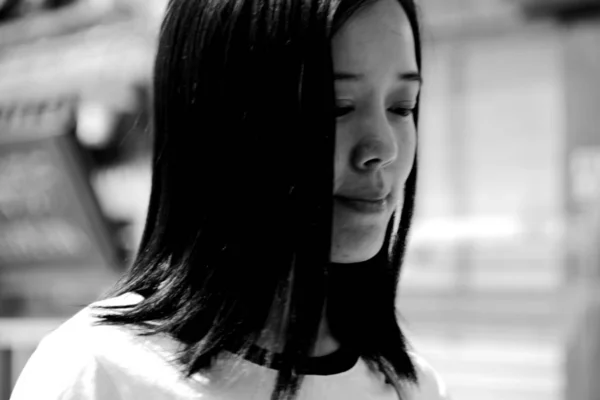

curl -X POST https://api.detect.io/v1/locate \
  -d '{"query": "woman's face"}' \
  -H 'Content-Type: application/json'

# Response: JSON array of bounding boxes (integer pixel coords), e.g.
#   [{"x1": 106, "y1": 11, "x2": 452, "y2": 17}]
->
[{"x1": 330, "y1": 0, "x2": 420, "y2": 263}]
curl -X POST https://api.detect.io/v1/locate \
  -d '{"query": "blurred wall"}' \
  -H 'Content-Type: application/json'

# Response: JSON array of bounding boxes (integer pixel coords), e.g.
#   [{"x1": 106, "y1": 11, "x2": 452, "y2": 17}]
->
[
  {"x1": 398, "y1": 21, "x2": 566, "y2": 400},
  {"x1": 399, "y1": 2, "x2": 600, "y2": 400},
  {"x1": 561, "y1": 16, "x2": 600, "y2": 400}
]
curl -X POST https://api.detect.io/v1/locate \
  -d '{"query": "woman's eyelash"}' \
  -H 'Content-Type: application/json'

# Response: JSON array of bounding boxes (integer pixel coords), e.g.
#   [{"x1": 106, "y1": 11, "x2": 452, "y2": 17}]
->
[{"x1": 334, "y1": 104, "x2": 415, "y2": 118}]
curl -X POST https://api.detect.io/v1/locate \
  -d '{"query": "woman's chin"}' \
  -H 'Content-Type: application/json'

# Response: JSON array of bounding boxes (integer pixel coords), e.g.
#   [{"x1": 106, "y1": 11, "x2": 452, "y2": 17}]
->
[
  {"x1": 329, "y1": 241, "x2": 383, "y2": 264},
  {"x1": 330, "y1": 221, "x2": 387, "y2": 263}
]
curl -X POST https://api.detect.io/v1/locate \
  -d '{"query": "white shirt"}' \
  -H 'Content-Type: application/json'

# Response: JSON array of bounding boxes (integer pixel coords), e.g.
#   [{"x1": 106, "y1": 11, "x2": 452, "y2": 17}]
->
[{"x1": 10, "y1": 293, "x2": 449, "y2": 400}]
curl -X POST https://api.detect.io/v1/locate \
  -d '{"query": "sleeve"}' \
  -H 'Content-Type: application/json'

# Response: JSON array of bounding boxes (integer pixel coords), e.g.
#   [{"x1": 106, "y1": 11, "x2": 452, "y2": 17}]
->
[
  {"x1": 408, "y1": 352, "x2": 451, "y2": 400},
  {"x1": 10, "y1": 334, "x2": 122, "y2": 400}
]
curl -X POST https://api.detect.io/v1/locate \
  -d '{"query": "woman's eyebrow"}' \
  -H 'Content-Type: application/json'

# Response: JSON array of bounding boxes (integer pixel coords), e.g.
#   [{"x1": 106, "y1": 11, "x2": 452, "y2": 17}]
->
[{"x1": 334, "y1": 70, "x2": 422, "y2": 85}]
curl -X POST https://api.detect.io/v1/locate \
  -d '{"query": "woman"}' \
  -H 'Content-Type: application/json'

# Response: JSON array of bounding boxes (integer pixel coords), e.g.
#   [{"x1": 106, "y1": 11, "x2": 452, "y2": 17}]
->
[{"x1": 11, "y1": 0, "x2": 449, "y2": 399}]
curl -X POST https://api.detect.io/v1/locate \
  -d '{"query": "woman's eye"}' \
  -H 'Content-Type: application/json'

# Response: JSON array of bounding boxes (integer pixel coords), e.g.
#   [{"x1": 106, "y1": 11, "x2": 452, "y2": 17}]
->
[
  {"x1": 334, "y1": 103, "x2": 415, "y2": 118},
  {"x1": 334, "y1": 105, "x2": 354, "y2": 118},
  {"x1": 389, "y1": 106, "x2": 414, "y2": 117}
]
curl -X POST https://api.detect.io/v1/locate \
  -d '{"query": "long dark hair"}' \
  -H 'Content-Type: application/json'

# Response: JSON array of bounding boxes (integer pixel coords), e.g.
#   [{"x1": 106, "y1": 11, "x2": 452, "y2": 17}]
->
[{"x1": 95, "y1": 0, "x2": 422, "y2": 399}]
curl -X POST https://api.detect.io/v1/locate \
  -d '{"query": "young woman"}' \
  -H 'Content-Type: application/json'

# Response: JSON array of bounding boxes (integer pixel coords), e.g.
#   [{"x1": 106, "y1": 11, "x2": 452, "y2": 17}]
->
[{"x1": 11, "y1": 0, "x2": 450, "y2": 399}]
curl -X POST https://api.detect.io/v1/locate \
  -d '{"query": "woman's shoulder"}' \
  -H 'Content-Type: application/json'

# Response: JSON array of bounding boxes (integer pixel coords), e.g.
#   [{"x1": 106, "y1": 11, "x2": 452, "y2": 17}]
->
[
  {"x1": 10, "y1": 293, "x2": 192, "y2": 400},
  {"x1": 41, "y1": 292, "x2": 184, "y2": 363},
  {"x1": 10, "y1": 293, "x2": 142, "y2": 399},
  {"x1": 39, "y1": 292, "x2": 148, "y2": 353},
  {"x1": 406, "y1": 352, "x2": 451, "y2": 400}
]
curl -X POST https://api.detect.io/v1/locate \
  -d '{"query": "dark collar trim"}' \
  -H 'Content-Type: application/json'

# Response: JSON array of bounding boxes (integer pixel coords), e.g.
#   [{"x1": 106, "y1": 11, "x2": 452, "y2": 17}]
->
[{"x1": 242, "y1": 344, "x2": 360, "y2": 376}]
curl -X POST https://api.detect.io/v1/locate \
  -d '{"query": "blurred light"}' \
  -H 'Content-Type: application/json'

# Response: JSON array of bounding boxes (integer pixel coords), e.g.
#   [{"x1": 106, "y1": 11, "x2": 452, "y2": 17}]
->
[
  {"x1": 410, "y1": 215, "x2": 523, "y2": 244},
  {"x1": 76, "y1": 102, "x2": 113, "y2": 147}
]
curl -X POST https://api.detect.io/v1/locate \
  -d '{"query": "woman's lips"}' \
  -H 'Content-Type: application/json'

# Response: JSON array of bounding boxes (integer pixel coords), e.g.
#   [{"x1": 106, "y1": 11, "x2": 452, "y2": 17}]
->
[{"x1": 333, "y1": 194, "x2": 390, "y2": 214}]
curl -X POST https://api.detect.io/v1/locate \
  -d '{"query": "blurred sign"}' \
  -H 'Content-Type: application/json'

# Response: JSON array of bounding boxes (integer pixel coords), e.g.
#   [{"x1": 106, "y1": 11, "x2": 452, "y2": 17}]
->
[
  {"x1": 0, "y1": 99, "x2": 120, "y2": 269},
  {"x1": 570, "y1": 147, "x2": 600, "y2": 206}
]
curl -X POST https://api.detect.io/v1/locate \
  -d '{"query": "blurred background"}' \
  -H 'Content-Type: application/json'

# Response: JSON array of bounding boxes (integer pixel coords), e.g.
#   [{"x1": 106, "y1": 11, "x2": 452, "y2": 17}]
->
[{"x1": 0, "y1": 0, "x2": 599, "y2": 399}]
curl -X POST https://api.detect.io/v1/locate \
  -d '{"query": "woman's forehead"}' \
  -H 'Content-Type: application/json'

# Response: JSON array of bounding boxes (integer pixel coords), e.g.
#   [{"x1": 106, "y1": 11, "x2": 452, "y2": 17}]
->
[{"x1": 331, "y1": 0, "x2": 417, "y2": 76}]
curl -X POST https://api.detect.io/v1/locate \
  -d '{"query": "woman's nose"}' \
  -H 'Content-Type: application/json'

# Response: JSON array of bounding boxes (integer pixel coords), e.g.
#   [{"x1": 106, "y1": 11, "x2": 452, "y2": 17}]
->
[{"x1": 351, "y1": 112, "x2": 397, "y2": 172}]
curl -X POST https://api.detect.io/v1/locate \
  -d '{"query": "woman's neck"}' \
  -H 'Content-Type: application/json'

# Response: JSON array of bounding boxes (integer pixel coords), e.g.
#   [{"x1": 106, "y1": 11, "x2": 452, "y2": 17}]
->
[{"x1": 255, "y1": 299, "x2": 341, "y2": 357}]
